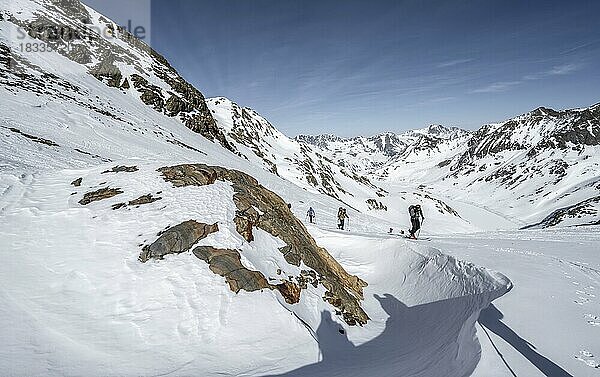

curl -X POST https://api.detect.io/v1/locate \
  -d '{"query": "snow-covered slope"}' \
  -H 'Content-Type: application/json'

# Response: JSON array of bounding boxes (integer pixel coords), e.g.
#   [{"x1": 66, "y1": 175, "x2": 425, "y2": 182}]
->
[
  {"x1": 0, "y1": 1, "x2": 515, "y2": 376},
  {"x1": 298, "y1": 105, "x2": 600, "y2": 228},
  {"x1": 0, "y1": 162, "x2": 512, "y2": 376},
  {"x1": 207, "y1": 97, "x2": 483, "y2": 231},
  {"x1": 297, "y1": 125, "x2": 470, "y2": 176},
  {"x1": 2, "y1": 1, "x2": 598, "y2": 376},
  {"x1": 207, "y1": 97, "x2": 386, "y2": 207}
]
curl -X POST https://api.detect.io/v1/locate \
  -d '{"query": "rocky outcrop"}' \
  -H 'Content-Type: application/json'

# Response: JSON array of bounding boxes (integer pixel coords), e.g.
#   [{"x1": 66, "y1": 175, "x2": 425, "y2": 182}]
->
[
  {"x1": 71, "y1": 177, "x2": 82, "y2": 187},
  {"x1": 3, "y1": 126, "x2": 59, "y2": 147},
  {"x1": 157, "y1": 163, "x2": 369, "y2": 325},
  {"x1": 101, "y1": 165, "x2": 138, "y2": 174},
  {"x1": 193, "y1": 246, "x2": 301, "y2": 304},
  {"x1": 523, "y1": 196, "x2": 600, "y2": 229},
  {"x1": 139, "y1": 220, "x2": 219, "y2": 262},
  {"x1": 193, "y1": 246, "x2": 271, "y2": 292},
  {"x1": 4, "y1": 0, "x2": 234, "y2": 152},
  {"x1": 78, "y1": 187, "x2": 123, "y2": 205},
  {"x1": 112, "y1": 193, "x2": 162, "y2": 210},
  {"x1": 366, "y1": 199, "x2": 387, "y2": 211}
]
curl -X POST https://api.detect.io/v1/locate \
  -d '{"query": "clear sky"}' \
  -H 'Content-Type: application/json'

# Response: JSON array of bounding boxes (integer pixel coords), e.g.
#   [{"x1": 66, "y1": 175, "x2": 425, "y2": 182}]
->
[{"x1": 148, "y1": 0, "x2": 600, "y2": 136}]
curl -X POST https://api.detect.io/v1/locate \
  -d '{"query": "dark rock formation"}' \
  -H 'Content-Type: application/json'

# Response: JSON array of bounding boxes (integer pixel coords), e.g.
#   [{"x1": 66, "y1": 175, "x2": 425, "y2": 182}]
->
[
  {"x1": 78, "y1": 187, "x2": 123, "y2": 205},
  {"x1": 193, "y1": 246, "x2": 270, "y2": 292},
  {"x1": 101, "y1": 165, "x2": 138, "y2": 174},
  {"x1": 157, "y1": 163, "x2": 369, "y2": 325},
  {"x1": 3, "y1": 126, "x2": 59, "y2": 147},
  {"x1": 112, "y1": 193, "x2": 162, "y2": 210},
  {"x1": 139, "y1": 220, "x2": 219, "y2": 262},
  {"x1": 523, "y1": 196, "x2": 600, "y2": 229},
  {"x1": 128, "y1": 193, "x2": 162, "y2": 206},
  {"x1": 193, "y1": 246, "x2": 302, "y2": 304},
  {"x1": 71, "y1": 177, "x2": 82, "y2": 187},
  {"x1": 111, "y1": 202, "x2": 127, "y2": 210},
  {"x1": 366, "y1": 199, "x2": 387, "y2": 211}
]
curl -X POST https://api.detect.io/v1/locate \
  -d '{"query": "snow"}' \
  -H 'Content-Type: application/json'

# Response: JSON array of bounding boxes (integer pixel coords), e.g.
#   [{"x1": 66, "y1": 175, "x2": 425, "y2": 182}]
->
[
  {"x1": 1, "y1": 0, "x2": 599, "y2": 375},
  {"x1": 3, "y1": 163, "x2": 597, "y2": 376},
  {"x1": 432, "y1": 228, "x2": 600, "y2": 376},
  {"x1": 1, "y1": 162, "x2": 512, "y2": 377}
]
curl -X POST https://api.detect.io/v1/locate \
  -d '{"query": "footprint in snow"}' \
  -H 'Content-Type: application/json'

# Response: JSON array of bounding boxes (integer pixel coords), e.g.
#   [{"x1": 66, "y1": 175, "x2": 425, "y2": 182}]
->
[
  {"x1": 574, "y1": 297, "x2": 590, "y2": 305},
  {"x1": 575, "y1": 350, "x2": 600, "y2": 368},
  {"x1": 576, "y1": 290, "x2": 596, "y2": 298},
  {"x1": 585, "y1": 314, "x2": 600, "y2": 327}
]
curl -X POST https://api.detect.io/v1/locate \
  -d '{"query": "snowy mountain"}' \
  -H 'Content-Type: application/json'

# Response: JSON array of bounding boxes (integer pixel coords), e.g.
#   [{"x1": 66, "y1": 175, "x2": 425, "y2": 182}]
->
[
  {"x1": 1, "y1": 1, "x2": 599, "y2": 376},
  {"x1": 445, "y1": 104, "x2": 600, "y2": 227},
  {"x1": 207, "y1": 97, "x2": 387, "y2": 206},
  {"x1": 206, "y1": 97, "x2": 475, "y2": 229},
  {"x1": 297, "y1": 105, "x2": 600, "y2": 228},
  {"x1": 296, "y1": 125, "x2": 470, "y2": 175}
]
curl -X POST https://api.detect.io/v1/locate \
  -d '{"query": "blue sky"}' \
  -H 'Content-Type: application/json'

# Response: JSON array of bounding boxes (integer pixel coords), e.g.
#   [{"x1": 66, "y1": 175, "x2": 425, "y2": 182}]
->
[{"x1": 148, "y1": 0, "x2": 600, "y2": 136}]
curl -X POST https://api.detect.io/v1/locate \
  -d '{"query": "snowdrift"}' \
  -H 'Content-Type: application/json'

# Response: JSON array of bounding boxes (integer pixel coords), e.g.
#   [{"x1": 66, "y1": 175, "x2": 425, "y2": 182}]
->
[{"x1": 0, "y1": 162, "x2": 511, "y2": 376}]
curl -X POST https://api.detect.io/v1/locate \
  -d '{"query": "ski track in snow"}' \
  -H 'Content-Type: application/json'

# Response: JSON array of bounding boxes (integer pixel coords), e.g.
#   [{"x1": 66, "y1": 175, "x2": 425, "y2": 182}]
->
[{"x1": 427, "y1": 230, "x2": 600, "y2": 376}]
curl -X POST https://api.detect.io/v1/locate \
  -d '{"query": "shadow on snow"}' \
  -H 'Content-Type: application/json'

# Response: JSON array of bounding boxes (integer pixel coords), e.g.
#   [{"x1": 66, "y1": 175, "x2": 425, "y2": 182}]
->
[
  {"x1": 478, "y1": 304, "x2": 573, "y2": 377},
  {"x1": 267, "y1": 294, "x2": 573, "y2": 377},
  {"x1": 269, "y1": 293, "x2": 485, "y2": 377}
]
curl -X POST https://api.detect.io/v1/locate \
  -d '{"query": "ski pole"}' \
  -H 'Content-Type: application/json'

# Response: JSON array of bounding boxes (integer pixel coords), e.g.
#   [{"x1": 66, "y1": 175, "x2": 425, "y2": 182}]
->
[{"x1": 417, "y1": 218, "x2": 424, "y2": 239}]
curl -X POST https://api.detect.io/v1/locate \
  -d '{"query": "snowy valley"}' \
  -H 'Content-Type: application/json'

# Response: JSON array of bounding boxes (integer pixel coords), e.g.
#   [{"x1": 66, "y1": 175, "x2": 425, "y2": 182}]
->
[{"x1": 0, "y1": 1, "x2": 599, "y2": 376}]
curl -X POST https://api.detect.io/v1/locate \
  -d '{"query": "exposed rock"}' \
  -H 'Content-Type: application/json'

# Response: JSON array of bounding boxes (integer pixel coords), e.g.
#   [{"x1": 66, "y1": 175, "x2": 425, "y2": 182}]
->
[
  {"x1": 128, "y1": 193, "x2": 162, "y2": 206},
  {"x1": 78, "y1": 187, "x2": 123, "y2": 205},
  {"x1": 139, "y1": 220, "x2": 219, "y2": 262},
  {"x1": 89, "y1": 58, "x2": 122, "y2": 87},
  {"x1": 193, "y1": 246, "x2": 271, "y2": 293},
  {"x1": 158, "y1": 164, "x2": 217, "y2": 187},
  {"x1": 366, "y1": 199, "x2": 387, "y2": 211},
  {"x1": 165, "y1": 94, "x2": 193, "y2": 116},
  {"x1": 112, "y1": 193, "x2": 162, "y2": 210},
  {"x1": 158, "y1": 163, "x2": 369, "y2": 325},
  {"x1": 275, "y1": 280, "x2": 301, "y2": 304},
  {"x1": 3, "y1": 126, "x2": 59, "y2": 147},
  {"x1": 130, "y1": 74, "x2": 165, "y2": 111},
  {"x1": 71, "y1": 177, "x2": 82, "y2": 187},
  {"x1": 437, "y1": 159, "x2": 452, "y2": 168},
  {"x1": 111, "y1": 202, "x2": 127, "y2": 210},
  {"x1": 297, "y1": 270, "x2": 319, "y2": 289},
  {"x1": 193, "y1": 246, "x2": 301, "y2": 304},
  {"x1": 523, "y1": 196, "x2": 600, "y2": 229},
  {"x1": 101, "y1": 165, "x2": 139, "y2": 174}
]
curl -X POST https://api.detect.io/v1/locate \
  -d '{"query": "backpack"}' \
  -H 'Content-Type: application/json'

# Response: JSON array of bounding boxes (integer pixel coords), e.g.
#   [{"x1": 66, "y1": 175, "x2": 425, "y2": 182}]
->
[{"x1": 409, "y1": 205, "x2": 416, "y2": 218}]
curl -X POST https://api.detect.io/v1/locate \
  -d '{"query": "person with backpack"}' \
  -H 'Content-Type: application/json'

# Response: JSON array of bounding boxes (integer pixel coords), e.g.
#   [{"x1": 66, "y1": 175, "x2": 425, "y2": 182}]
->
[
  {"x1": 307, "y1": 207, "x2": 315, "y2": 223},
  {"x1": 408, "y1": 204, "x2": 424, "y2": 239},
  {"x1": 337, "y1": 207, "x2": 349, "y2": 230}
]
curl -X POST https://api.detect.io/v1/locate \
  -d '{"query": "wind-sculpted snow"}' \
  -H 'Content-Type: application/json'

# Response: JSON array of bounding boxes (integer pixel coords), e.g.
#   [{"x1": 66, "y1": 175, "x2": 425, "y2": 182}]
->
[
  {"x1": 262, "y1": 229, "x2": 512, "y2": 377},
  {"x1": 0, "y1": 162, "x2": 511, "y2": 376}
]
